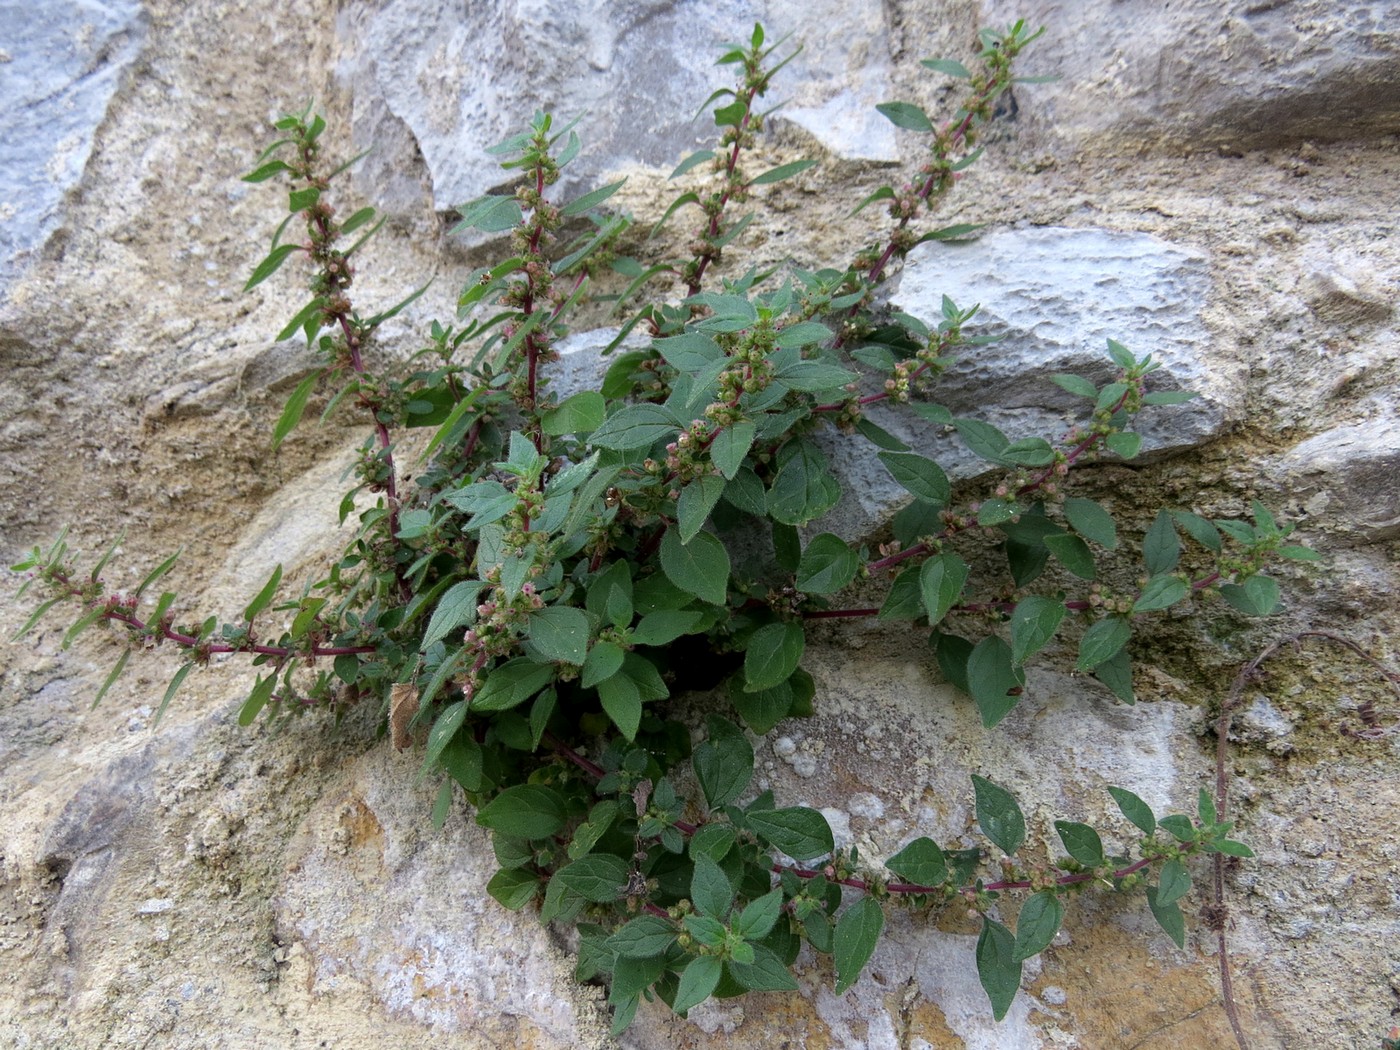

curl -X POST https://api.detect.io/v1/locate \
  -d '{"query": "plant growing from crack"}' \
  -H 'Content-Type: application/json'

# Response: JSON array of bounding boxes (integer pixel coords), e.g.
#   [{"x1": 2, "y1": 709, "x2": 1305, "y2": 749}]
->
[{"x1": 13, "y1": 19, "x2": 1318, "y2": 1036}]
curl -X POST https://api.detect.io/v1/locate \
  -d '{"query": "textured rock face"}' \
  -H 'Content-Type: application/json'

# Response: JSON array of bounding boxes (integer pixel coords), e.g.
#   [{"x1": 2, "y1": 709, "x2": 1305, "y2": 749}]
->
[
  {"x1": 342, "y1": 0, "x2": 896, "y2": 215},
  {"x1": 2, "y1": 1, "x2": 1400, "y2": 1049},
  {"x1": 0, "y1": 0, "x2": 147, "y2": 295},
  {"x1": 981, "y1": 0, "x2": 1400, "y2": 150}
]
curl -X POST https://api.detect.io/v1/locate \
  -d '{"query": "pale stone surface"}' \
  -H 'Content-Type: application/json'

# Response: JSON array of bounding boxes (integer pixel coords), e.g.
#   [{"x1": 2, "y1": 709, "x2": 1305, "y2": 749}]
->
[
  {"x1": 0, "y1": 0, "x2": 147, "y2": 295},
  {"x1": 343, "y1": 0, "x2": 896, "y2": 215},
  {"x1": 980, "y1": 0, "x2": 1400, "y2": 150},
  {"x1": 1275, "y1": 403, "x2": 1400, "y2": 545}
]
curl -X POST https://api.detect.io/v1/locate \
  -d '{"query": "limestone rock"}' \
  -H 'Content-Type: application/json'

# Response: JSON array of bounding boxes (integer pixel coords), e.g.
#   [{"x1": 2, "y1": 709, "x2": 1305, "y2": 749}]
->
[
  {"x1": 277, "y1": 745, "x2": 609, "y2": 1045},
  {"x1": 341, "y1": 0, "x2": 896, "y2": 217},
  {"x1": 824, "y1": 226, "x2": 1224, "y2": 539},
  {"x1": 1275, "y1": 403, "x2": 1400, "y2": 545},
  {"x1": 0, "y1": 0, "x2": 147, "y2": 296},
  {"x1": 980, "y1": 0, "x2": 1400, "y2": 150}
]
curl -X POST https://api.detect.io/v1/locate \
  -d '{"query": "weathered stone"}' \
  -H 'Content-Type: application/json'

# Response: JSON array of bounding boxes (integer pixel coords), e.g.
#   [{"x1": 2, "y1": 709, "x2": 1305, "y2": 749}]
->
[
  {"x1": 1275, "y1": 405, "x2": 1400, "y2": 545},
  {"x1": 0, "y1": 0, "x2": 147, "y2": 296},
  {"x1": 981, "y1": 0, "x2": 1400, "y2": 150},
  {"x1": 276, "y1": 745, "x2": 610, "y2": 1044},
  {"x1": 342, "y1": 0, "x2": 895, "y2": 217},
  {"x1": 823, "y1": 226, "x2": 1223, "y2": 539}
]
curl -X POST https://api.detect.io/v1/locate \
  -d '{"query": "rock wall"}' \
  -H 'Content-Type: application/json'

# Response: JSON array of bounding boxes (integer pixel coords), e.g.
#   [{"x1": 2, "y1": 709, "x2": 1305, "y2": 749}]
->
[{"x1": 1, "y1": 2, "x2": 1397, "y2": 1048}]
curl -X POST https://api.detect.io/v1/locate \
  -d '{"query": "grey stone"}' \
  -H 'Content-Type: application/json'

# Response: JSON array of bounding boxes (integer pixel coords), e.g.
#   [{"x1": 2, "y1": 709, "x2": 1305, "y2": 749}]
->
[
  {"x1": 823, "y1": 226, "x2": 1224, "y2": 539},
  {"x1": 276, "y1": 745, "x2": 609, "y2": 1043},
  {"x1": 1275, "y1": 403, "x2": 1400, "y2": 545},
  {"x1": 342, "y1": 0, "x2": 895, "y2": 217},
  {"x1": 981, "y1": 0, "x2": 1400, "y2": 150},
  {"x1": 0, "y1": 0, "x2": 147, "y2": 296}
]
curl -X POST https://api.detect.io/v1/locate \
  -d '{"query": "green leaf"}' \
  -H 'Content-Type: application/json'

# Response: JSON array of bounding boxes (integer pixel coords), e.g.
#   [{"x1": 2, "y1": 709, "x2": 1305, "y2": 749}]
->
[
  {"x1": 271, "y1": 371, "x2": 322, "y2": 450},
  {"x1": 1107, "y1": 786, "x2": 1156, "y2": 836},
  {"x1": 747, "y1": 807, "x2": 834, "y2": 861},
  {"x1": 691, "y1": 855, "x2": 735, "y2": 918},
  {"x1": 339, "y1": 206, "x2": 377, "y2": 236},
  {"x1": 454, "y1": 194, "x2": 523, "y2": 233},
  {"x1": 750, "y1": 159, "x2": 817, "y2": 186},
  {"x1": 659, "y1": 529, "x2": 730, "y2": 606},
  {"x1": 1220, "y1": 576, "x2": 1280, "y2": 616},
  {"x1": 1014, "y1": 892, "x2": 1063, "y2": 962},
  {"x1": 730, "y1": 678, "x2": 795, "y2": 736},
  {"x1": 152, "y1": 662, "x2": 195, "y2": 726},
  {"x1": 693, "y1": 717, "x2": 754, "y2": 809},
  {"x1": 245, "y1": 243, "x2": 300, "y2": 291},
  {"x1": 744, "y1": 622, "x2": 805, "y2": 692},
  {"x1": 424, "y1": 699, "x2": 468, "y2": 766},
  {"x1": 598, "y1": 672, "x2": 643, "y2": 740},
  {"x1": 242, "y1": 159, "x2": 293, "y2": 183},
  {"x1": 976, "y1": 918, "x2": 1022, "y2": 1021},
  {"x1": 921, "y1": 57, "x2": 973, "y2": 78},
  {"x1": 875, "y1": 101, "x2": 935, "y2": 132},
  {"x1": 472, "y1": 658, "x2": 556, "y2": 712},
  {"x1": 972, "y1": 775, "x2": 1026, "y2": 856},
  {"x1": 953, "y1": 418, "x2": 1010, "y2": 463},
  {"x1": 1143, "y1": 511, "x2": 1181, "y2": 575},
  {"x1": 774, "y1": 321, "x2": 834, "y2": 350},
  {"x1": 1171, "y1": 511, "x2": 1222, "y2": 551},
  {"x1": 589, "y1": 403, "x2": 681, "y2": 450},
  {"x1": 1278, "y1": 544, "x2": 1320, "y2": 562},
  {"x1": 886, "y1": 837, "x2": 948, "y2": 888},
  {"x1": 242, "y1": 564, "x2": 283, "y2": 622},
  {"x1": 967, "y1": 637, "x2": 1026, "y2": 729},
  {"x1": 237, "y1": 673, "x2": 278, "y2": 727},
  {"x1": 729, "y1": 944, "x2": 799, "y2": 992},
  {"x1": 487, "y1": 868, "x2": 539, "y2": 910},
  {"x1": 736, "y1": 888, "x2": 783, "y2": 940},
  {"x1": 1064, "y1": 498, "x2": 1118, "y2": 549},
  {"x1": 1214, "y1": 839, "x2": 1255, "y2": 858},
  {"x1": 711, "y1": 422, "x2": 756, "y2": 480},
  {"x1": 1051, "y1": 374, "x2": 1097, "y2": 399},
  {"x1": 1000, "y1": 438, "x2": 1056, "y2": 467},
  {"x1": 1158, "y1": 814, "x2": 1195, "y2": 843},
  {"x1": 1054, "y1": 821, "x2": 1105, "y2": 866},
  {"x1": 1134, "y1": 575, "x2": 1188, "y2": 613},
  {"x1": 678, "y1": 474, "x2": 726, "y2": 543},
  {"x1": 630, "y1": 610, "x2": 705, "y2": 647},
  {"x1": 1009, "y1": 596, "x2": 1065, "y2": 664},
  {"x1": 672, "y1": 956, "x2": 723, "y2": 1015},
  {"x1": 1156, "y1": 858, "x2": 1191, "y2": 907},
  {"x1": 878, "y1": 565, "x2": 924, "y2": 621},
  {"x1": 1076, "y1": 616, "x2": 1130, "y2": 672},
  {"x1": 1093, "y1": 648, "x2": 1136, "y2": 704},
  {"x1": 560, "y1": 177, "x2": 627, "y2": 217},
  {"x1": 476, "y1": 784, "x2": 567, "y2": 840},
  {"x1": 609, "y1": 916, "x2": 677, "y2": 959},
  {"x1": 1106, "y1": 431, "x2": 1142, "y2": 459},
  {"x1": 851, "y1": 186, "x2": 895, "y2": 217},
  {"x1": 879, "y1": 451, "x2": 951, "y2": 503},
  {"x1": 421, "y1": 580, "x2": 485, "y2": 650},
  {"x1": 767, "y1": 440, "x2": 841, "y2": 526},
  {"x1": 670, "y1": 149, "x2": 717, "y2": 178},
  {"x1": 542, "y1": 390, "x2": 605, "y2": 436},
  {"x1": 1142, "y1": 389, "x2": 1198, "y2": 406},
  {"x1": 555, "y1": 853, "x2": 629, "y2": 904},
  {"x1": 833, "y1": 897, "x2": 884, "y2": 994},
  {"x1": 796, "y1": 534, "x2": 859, "y2": 595},
  {"x1": 919, "y1": 553, "x2": 969, "y2": 626},
  {"x1": 1145, "y1": 887, "x2": 1186, "y2": 948},
  {"x1": 690, "y1": 823, "x2": 737, "y2": 862},
  {"x1": 275, "y1": 297, "x2": 326, "y2": 343},
  {"x1": 528, "y1": 606, "x2": 590, "y2": 665},
  {"x1": 90, "y1": 648, "x2": 131, "y2": 710}
]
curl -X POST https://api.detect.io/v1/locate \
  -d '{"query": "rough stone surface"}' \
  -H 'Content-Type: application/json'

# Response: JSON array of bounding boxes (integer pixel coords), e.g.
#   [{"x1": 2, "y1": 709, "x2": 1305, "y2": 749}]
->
[
  {"x1": 1274, "y1": 402, "x2": 1400, "y2": 545},
  {"x1": 343, "y1": 0, "x2": 896, "y2": 215},
  {"x1": 981, "y1": 0, "x2": 1400, "y2": 151},
  {"x1": 2, "y1": 1, "x2": 1399, "y2": 1049},
  {"x1": 0, "y1": 0, "x2": 147, "y2": 295},
  {"x1": 820, "y1": 226, "x2": 1225, "y2": 539}
]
